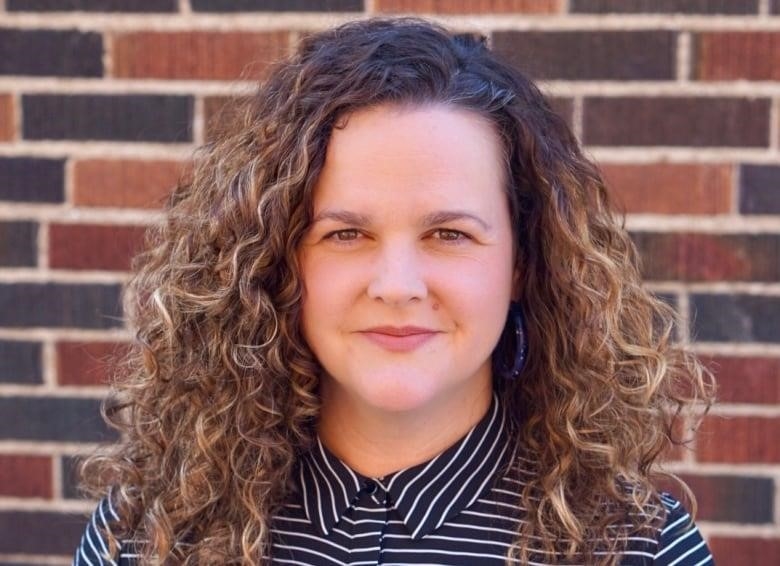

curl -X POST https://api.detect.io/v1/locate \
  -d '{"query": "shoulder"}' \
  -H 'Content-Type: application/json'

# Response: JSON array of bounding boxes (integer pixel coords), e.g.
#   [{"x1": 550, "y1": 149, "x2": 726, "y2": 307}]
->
[
  {"x1": 652, "y1": 492, "x2": 714, "y2": 565},
  {"x1": 73, "y1": 490, "x2": 134, "y2": 566}
]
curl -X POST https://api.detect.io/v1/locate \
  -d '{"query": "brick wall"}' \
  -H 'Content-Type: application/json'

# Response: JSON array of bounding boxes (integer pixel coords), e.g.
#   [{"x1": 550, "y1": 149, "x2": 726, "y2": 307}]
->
[{"x1": 0, "y1": 1, "x2": 778, "y2": 564}]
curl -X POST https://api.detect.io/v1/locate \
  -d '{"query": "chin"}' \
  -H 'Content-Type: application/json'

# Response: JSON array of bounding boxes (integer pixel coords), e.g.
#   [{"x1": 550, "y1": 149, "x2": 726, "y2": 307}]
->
[{"x1": 354, "y1": 373, "x2": 443, "y2": 414}]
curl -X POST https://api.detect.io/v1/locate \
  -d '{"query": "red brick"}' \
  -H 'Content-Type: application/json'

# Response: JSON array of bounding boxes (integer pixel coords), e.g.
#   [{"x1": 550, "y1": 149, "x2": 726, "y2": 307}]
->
[
  {"x1": 699, "y1": 356, "x2": 780, "y2": 405},
  {"x1": 697, "y1": 32, "x2": 780, "y2": 81},
  {"x1": 48, "y1": 223, "x2": 147, "y2": 271},
  {"x1": 375, "y1": 0, "x2": 559, "y2": 12},
  {"x1": 73, "y1": 159, "x2": 183, "y2": 209},
  {"x1": 112, "y1": 31, "x2": 289, "y2": 80},
  {"x1": 601, "y1": 163, "x2": 732, "y2": 215},
  {"x1": 631, "y1": 233, "x2": 780, "y2": 282},
  {"x1": 0, "y1": 94, "x2": 13, "y2": 141},
  {"x1": 0, "y1": 454, "x2": 52, "y2": 498},
  {"x1": 56, "y1": 340, "x2": 129, "y2": 386},
  {"x1": 697, "y1": 416, "x2": 780, "y2": 463},
  {"x1": 708, "y1": 537, "x2": 780, "y2": 566}
]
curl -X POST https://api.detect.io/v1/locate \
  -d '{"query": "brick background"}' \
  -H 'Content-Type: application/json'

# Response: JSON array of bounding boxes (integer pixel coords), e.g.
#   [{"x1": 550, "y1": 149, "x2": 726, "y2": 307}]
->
[
  {"x1": 741, "y1": 164, "x2": 780, "y2": 214},
  {"x1": 56, "y1": 340, "x2": 130, "y2": 387},
  {"x1": 696, "y1": 32, "x2": 780, "y2": 81},
  {"x1": 700, "y1": 356, "x2": 780, "y2": 404},
  {"x1": 112, "y1": 31, "x2": 290, "y2": 80},
  {"x1": 0, "y1": 157, "x2": 63, "y2": 203},
  {"x1": 0, "y1": 29, "x2": 103, "y2": 77},
  {"x1": 583, "y1": 97, "x2": 771, "y2": 147},
  {"x1": 570, "y1": 0, "x2": 759, "y2": 13},
  {"x1": 677, "y1": 473, "x2": 774, "y2": 523},
  {"x1": 492, "y1": 31, "x2": 676, "y2": 80},
  {"x1": 7, "y1": 0, "x2": 179, "y2": 10},
  {"x1": 0, "y1": 340, "x2": 41, "y2": 384},
  {"x1": 0, "y1": 3, "x2": 778, "y2": 565},
  {"x1": 73, "y1": 158, "x2": 183, "y2": 209},
  {"x1": 374, "y1": 0, "x2": 559, "y2": 14},
  {"x1": 0, "y1": 454, "x2": 52, "y2": 498},
  {"x1": 0, "y1": 221, "x2": 37, "y2": 267},
  {"x1": 22, "y1": 94, "x2": 194, "y2": 142},
  {"x1": 48, "y1": 223, "x2": 147, "y2": 271},
  {"x1": 601, "y1": 163, "x2": 732, "y2": 215}
]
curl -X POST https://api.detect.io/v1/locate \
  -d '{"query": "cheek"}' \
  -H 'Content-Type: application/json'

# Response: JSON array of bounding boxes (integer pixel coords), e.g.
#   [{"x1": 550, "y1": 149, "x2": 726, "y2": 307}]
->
[
  {"x1": 438, "y1": 254, "x2": 514, "y2": 329},
  {"x1": 300, "y1": 255, "x2": 361, "y2": 320},
  {"x1": 441, "y1": 252, "x2": 514, "y2": 298}
]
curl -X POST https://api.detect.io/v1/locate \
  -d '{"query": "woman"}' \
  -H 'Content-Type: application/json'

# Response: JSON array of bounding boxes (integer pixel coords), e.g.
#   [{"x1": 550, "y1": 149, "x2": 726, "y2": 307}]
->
[{"x1": 73, "y1": 17, "x2": 715, "y2": 565}]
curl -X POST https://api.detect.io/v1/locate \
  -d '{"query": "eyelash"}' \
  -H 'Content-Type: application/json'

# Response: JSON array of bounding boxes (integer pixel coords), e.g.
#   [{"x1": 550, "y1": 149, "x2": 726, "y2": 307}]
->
[{"x1": 323, "y1": 228, "x2": 471, "y2": 244}]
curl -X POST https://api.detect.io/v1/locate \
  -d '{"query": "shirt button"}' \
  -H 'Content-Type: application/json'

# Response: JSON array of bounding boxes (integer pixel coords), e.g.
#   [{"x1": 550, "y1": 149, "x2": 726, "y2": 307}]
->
[{"x1": 364, "y1": 480, "x2": 377, "y2": 494}]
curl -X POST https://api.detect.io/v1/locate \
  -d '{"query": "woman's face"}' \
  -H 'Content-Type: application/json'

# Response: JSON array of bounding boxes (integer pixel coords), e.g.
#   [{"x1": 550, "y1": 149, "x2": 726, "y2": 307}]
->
[{"x1": 298, "y1": 103, "x2": 517, "y2": 416}]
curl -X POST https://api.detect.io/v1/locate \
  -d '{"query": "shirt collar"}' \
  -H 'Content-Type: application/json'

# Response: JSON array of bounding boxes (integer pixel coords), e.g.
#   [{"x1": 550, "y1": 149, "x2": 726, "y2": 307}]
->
[{"x1": 297, "y1": 392, "x2": 511, "y2": 540}]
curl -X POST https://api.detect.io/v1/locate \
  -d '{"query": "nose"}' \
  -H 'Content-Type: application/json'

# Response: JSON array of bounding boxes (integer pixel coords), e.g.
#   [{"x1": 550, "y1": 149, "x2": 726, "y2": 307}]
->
[{"x1": 366, "y1": 241, "x2": 428, "y2": 305}]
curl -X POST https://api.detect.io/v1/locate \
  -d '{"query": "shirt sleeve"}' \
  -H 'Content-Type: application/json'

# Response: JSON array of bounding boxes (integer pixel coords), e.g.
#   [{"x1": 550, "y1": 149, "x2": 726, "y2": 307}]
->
[
  {"x1": 72, "y1": 492, "x2": 123, "y2": 566},
  {"x1": 653, "y1": 492, "x2": 714, "y2": 566}
]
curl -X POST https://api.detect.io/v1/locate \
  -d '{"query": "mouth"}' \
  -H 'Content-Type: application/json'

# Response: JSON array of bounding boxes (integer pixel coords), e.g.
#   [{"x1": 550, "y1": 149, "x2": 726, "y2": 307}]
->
[
  {"x1": 358, "y1": 326, "x2": 440, "y2": 352},
  {"x1": 363, "y1": 326, "x2": 436, "y2": 336}
]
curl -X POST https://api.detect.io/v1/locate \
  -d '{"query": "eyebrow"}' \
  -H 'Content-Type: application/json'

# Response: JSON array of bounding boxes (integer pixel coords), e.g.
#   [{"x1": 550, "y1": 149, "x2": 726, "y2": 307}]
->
[
  {"x1": 311, "y1": 209, "x2": 492, "y2": 231},
  {"x1": 312, "y1": 209, "x2": 371, "y2": 227},
  {"x1": 422, "y1": 210, "x2": 492, "y2": 231}
]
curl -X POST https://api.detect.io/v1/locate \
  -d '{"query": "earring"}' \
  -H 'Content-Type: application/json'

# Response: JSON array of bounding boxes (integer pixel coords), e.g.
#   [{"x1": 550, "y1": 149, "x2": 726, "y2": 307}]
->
[{"x1": 492, "y1": 301, "x2": 528, "y2": 380}]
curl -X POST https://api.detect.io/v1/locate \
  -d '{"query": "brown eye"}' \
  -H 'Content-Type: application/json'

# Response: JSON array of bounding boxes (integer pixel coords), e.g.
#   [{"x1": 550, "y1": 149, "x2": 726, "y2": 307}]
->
[
  {"x1": 435, "y1": 229, "x2": 467, "y2": 242},
  {"x1": 326, "y1": 229, "x2": 360, "y2": 241}
]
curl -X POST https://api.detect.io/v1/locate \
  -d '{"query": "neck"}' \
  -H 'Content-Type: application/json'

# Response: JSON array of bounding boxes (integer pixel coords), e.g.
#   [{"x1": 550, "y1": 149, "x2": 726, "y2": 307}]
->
[{"x1": 317, "y1": 380, "x2": 493, "y2": 478}]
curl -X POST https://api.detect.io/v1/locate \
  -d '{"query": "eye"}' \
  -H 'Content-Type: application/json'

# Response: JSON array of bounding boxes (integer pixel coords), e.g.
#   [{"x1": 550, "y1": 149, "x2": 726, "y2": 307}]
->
[
  {"x1": 433, "y1": 229, "x2": 470, "y2": 242},
  {"x1": 324, "y1": 229, "x2": 360, "y2": 242}
]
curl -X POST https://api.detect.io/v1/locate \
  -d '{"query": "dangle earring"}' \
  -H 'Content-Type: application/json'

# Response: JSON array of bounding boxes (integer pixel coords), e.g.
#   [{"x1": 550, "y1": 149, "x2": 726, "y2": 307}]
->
[{"x1": 491, "y1": 301, "x2": 528, "y2": 380}]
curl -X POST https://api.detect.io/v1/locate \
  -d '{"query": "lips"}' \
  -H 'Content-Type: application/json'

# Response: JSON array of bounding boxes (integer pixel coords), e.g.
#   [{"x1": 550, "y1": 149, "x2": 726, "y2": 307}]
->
[{"x1": 359, "y1": 326, "x2": 439, "y2": 352}]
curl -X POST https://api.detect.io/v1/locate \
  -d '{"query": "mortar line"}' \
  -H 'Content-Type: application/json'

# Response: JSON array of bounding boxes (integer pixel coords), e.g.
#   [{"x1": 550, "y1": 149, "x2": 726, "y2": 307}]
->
[
  {"x1": 41, "y1": 339, "x2": 56, "y2": 389},
  {"x1": 5, "y1": 13, "x2": 780, "y2": 31},
  {"x1": 731, "y1": 160, "x2": 741, "y2": 215},
  {"x1": 103, "y1": 27, "x2": 113, "y2": 78},
  {"x1": 572, "y1": 95, "x2": 584, "y2": 142},
  {"x1": 0, "y1": 554, "x2": 69, "y2": 566},
  {"x1": 192, "y1": 95, "x2": 205, "y2": 146},
  {"x1": 678, "y1": 290, "x2": 691, "y2": 346},
  {"x1": 9, "y1": 77, "x2": 780, "y2": 97},
  {"x1": 52, "y1": 453, "x2": 62, "y2": 501},
  {"x1": 63, "y1": 156, "x2": 74, "y2": 208},
  {"x1": 677, "y1": 31, "x2": 692, "y2": 82}
]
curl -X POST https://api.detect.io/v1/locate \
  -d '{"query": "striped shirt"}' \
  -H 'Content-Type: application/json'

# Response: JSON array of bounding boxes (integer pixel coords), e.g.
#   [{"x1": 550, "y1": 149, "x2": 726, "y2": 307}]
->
[{"x1": 74, "y1": 394, "x2": 714, "y2": 565}]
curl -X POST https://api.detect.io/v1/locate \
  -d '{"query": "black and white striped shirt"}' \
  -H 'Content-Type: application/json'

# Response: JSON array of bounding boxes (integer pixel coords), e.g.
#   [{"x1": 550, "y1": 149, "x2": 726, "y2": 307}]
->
[{"x1": 74, "y1": 394, "x2": 714, "y2": 565}]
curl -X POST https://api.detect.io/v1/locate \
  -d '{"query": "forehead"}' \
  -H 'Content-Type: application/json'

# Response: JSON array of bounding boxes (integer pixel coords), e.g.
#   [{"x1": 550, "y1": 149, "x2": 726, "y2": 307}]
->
[{"x1": 312, "y1": 103, "x2": 506, "y2": 213}]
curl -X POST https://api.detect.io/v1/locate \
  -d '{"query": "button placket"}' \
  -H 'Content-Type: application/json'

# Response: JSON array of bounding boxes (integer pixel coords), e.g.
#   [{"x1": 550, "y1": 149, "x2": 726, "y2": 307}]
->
[{"x1": 348, "y1": 478, "x2": 391, "y2": 565}]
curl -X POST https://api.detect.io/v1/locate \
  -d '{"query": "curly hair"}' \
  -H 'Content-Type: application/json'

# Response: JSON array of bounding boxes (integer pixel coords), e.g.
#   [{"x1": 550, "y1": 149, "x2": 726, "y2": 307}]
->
[{"x1": 80, "y1": 16, "x2": 714, "y2": 565}]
